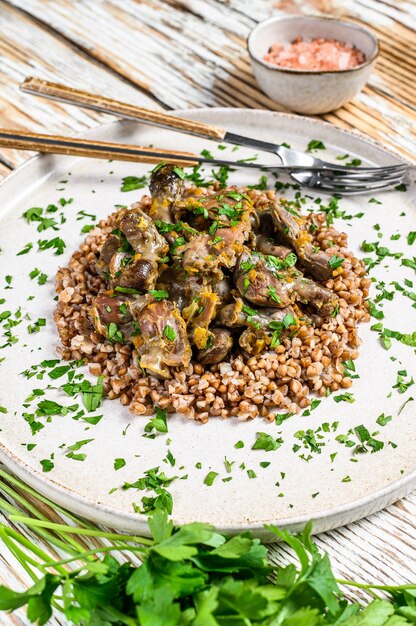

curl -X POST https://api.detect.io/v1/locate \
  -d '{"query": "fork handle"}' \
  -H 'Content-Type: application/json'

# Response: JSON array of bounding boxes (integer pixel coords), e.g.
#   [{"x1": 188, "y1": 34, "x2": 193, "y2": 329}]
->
[
  {"x1": 0, "y1": 129, "x2": 200, "y2": 166},
  {"x1": 21, "y1": 77, "x2": 227, "y2": 141}
]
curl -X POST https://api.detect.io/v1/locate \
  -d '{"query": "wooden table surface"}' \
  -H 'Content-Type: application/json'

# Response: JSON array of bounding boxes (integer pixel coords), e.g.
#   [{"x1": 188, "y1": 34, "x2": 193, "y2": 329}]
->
[{"x1": 0, "y1": 0, "x2": 415, "y2": 623}]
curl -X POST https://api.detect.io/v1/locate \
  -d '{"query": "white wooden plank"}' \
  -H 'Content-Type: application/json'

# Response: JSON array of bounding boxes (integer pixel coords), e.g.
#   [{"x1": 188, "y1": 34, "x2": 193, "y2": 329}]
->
[
  {"x1": 5, "y1": 0, "x2": 414, "y2": 155},
  {"x1": 0, "y1": 2, "x2": 161, "y2": 168}
]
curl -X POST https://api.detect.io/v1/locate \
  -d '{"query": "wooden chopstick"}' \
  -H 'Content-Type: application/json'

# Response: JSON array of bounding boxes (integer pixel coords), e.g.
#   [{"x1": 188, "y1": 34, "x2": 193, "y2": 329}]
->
[
  {"x1": 0, "y1": 129, "x2": 200, "y2": 166},
  {"x1": 21, "y1": 77, "x2": 226, "y2": 141}
]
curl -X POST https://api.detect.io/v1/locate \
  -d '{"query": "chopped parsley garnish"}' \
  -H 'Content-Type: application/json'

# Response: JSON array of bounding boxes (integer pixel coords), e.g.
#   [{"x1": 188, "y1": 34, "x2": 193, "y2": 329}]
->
[
  {"x1": 107, "y1": 322, "x2": 123, "y2": 343},
  {"x1": 224, "y1": 457, "x2": 234, "y2": 473},
  {"x1": 27, "y1": 318, "x2": 46, "y2": 334},
  {"x1": 328, "y1": 255, "x2": 344, "y2": 270},
  {"x1": 114, "y1": 458, "x2": 126, "y2": 471},
  {"x1": 402, "y1": 257, "x2": 416, "y2": 271},
  {"x1": 63, "y1": 376, "x2": 104, "y2": 413},
  {"x1": 282, "y1": 312, "x2": 296, "y2": 327},
  {"x1": 29, "y1": 268, "x2": 48, "y2": 285},
  {"x1": 267, "y1": 287, "x2": 282, "y2": 304},
  {"x1": 203, "y1": 471, "x2": 218, "y2": 486},
  {"x1": 40, "y1": 459, "x2": 54, "y2": 472},
  {"x1": 170, "y1": 236, "x2": 186, "y2": 254},
  {"x1": 407, "y1": 231, "x2": 416, "y2": 245},
  {"x1": 370, "y1": 323, "x2": 416, "y2": 350},
  {"x1": 17, "y1": 242, "x2": 33, "y2": 256},
  {"x1": 37, "y1": 237, "x2": 66, "y2": 255},
  {"x1": 172, "y1": 166, "x2": 186, "y2": 179},
  {"x1": 149, "y1": 289, "x2": 169, "y2": 301},
  {"x1": 247, "y1": 175, "x2": 268, "y2": 190},
  {"x1": 367, "y1": 300, "x2": 384, "y2": 320},
  {"x1": 144, "y1": 407, "x2": 168, "y2": 434},
  {"x1": 211, "y1": 165, "x2": 232, "y2": 188},
  {"x1": 81, "y1": 224, "x2": 95, "y2": 234},
  {"x1": 243, "y1": 277, "x2": 250, "y2": 295},
  {"x1": 333, "y1": 393, "x2": 355, "y2": 403},
  {"x1": 22, "y1": 205, "x2": 63, "y2": 232},
  {"x1": 163, "y1": 325, "x2": 176, "y2": 341},
  {"x1": 240, "y1": 259, "x2": 256, "y2": 273},
  {"x1": 268, "y1": 314, "x2": 295, "y2": 349},
  {"x1": 376, "y1": 413, "x2": 392, "y2": 426},
  {"x1": 306, "y1": 139, "x2": 326, "y2": 152},
  {"x1": 317, "y1": 196, "x2": 362, "y2": 226},
  {"x1": 151, "y1": 161, "x2": 168, "y2": 173},
  {"x1": 301, "y1": 399, "x2": 321, "y2": 417},
  {"x1": 345, "y1": 158, "x2": 362, "y2": 167},
  {"x1": 342, "y1": 359, "x2": 359, "y2": 379},
  {"x1": 354, "y1": 425, "x2": 384, "y2": 454},
  {"x1": 48, "y1": 365, "x2": 71, "y2": 380},
  {"x1": 252, "y1": 432, "x2": 283, "y2": 452},
  {"x1": 114, "y1": 286, "x2": 142, "y2": 295},
  {"x1": 266, "y1": 252, "x2": 297, "y2": 273},
  {"x1": 120, "y1": 175, "x2": 147, "y2": 192},
  {"x1": 393, "y1": 370, "x2": 414, "y2": 394}
]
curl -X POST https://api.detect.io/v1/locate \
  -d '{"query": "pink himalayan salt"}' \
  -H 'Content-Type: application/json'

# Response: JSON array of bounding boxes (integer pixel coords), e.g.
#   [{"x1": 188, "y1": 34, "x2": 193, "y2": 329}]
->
[{"x1": 263, "y1": 37, "x2": 365, "y2": 71}]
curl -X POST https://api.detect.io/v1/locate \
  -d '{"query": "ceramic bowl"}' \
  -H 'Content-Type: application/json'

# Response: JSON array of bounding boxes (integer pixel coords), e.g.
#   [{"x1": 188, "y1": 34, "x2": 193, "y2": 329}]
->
[{"x1": 248, "y1": 15, "x2": 379, "y2": 114}]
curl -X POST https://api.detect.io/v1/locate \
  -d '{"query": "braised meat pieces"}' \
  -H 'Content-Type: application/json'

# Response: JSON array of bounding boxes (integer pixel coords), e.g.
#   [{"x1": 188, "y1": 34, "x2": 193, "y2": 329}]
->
[{"x1": 90, "y1": 165, "x2": 340, "y2": 378}]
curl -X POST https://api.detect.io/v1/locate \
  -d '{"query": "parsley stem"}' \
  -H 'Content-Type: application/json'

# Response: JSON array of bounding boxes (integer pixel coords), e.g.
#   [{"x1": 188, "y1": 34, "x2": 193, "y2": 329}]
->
[
  {"x1": 43, "y1": 544, "x2": 148, "y2": 568},
  {"x1": 9, "y1": 515, "x2": 154, "y2": 545},
  {"x1": 337, "y1": 579, "x2": 416, "y2": 592},
  {"x1": 0, "y1": 481, "x2": 89, "y2": 556},
  {"x1": 0, "y1": 525, "x2": 67, "y2": 576},
  {"x1": 100, "y1": 606, "x2": 138, "y2": 626},
  {"x1": 0, "y1": 469, "x2": 95, "y2": 529},
  {"x1": 0, "y1": 527, "x2": 38, "y2": 581}
]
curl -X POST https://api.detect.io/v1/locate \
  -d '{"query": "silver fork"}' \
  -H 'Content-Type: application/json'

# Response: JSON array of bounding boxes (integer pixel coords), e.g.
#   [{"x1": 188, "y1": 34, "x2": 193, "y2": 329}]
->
[{"x1": 19, "y1": 77, "x2": 408, "y2": 195}]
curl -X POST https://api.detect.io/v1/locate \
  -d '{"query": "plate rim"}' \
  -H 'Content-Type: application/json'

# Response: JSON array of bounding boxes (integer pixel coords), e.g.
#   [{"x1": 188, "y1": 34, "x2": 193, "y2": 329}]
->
[{"x1": 0, "y1": 107, "x2": 415, "y2": 536}]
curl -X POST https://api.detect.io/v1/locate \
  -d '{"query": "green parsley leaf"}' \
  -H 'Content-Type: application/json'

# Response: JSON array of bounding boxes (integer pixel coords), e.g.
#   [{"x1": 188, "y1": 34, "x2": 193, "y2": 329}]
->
[
  {"x1": 149, "y1": 290, "x2": 169, "y2": 301},
  {"x1": 172, "y1": 166, "x2": 186, "y2": 179},
  {"x1": 407, "y1": 231, "x2": 416, "y2": 245},
  {"x1": 37, "y1": 237, "x2": 66, "y2": 256},
  {"x1": 145, "y1": 407, "x2": 168, "y2": 434},
  {"x1": 120, "y1": 176, "x2": 147, "y2": 192},
  {"x1": 163, "y1": 325, "x2": 176, "y2": 341},
  {"x1": 203, "y1": 471, "x2": 218, "y2": 486},
  {"x1": 328, "y1": 254, "x2": 344, "y2": 270},
  {"x1": 333, "y1": 393, "x2": 355, "y2": 403},
  {"x1": 17, "y1": 242, "x2": 33, "y2": 256},
  {"x1": 267, "y1": 287, "x2": 282, "y2": 304},
  {"x1": 40, "y1": 459, "x2": 54, "y2": 472},
  {"x1": 307, "y1": 139, "x2": 326, "y2": 152},
  {"x1": 114, "y1": 458, "x2": 126, "y2": 471},
  {"x1": 252, "y1": 432, "x2": 283, "y2": 452}
]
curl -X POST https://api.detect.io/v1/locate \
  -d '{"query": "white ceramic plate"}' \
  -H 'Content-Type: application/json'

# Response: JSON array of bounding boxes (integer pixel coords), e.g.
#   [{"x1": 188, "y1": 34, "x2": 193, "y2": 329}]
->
[{"x1": 0, "y1": 110, "x2": 415, "y2": 539}]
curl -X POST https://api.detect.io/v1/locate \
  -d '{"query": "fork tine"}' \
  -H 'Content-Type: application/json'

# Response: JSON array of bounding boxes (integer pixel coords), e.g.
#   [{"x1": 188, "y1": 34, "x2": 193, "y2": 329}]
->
[
  {"x1": 320, "y1": 164, "x2": 407, "y2": 175},
  {"x1": 314, "y1": 177, "x2": 404, "y2": 194},
  {"x1": 316, "y1": 171, "x2": 406, "y2": 184},
  {"x1": 316, "y1": 174, "x2": 405, "y2": 189},
  {"x1": 319, "y1": 167, "x2": 407, "y2": 181}
]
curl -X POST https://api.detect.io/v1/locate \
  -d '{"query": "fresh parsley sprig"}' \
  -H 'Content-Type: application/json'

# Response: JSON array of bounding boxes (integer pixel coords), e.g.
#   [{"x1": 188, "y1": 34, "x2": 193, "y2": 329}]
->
[{"x1": 0, "y1": 468, "x2": 414, "y2": 626}]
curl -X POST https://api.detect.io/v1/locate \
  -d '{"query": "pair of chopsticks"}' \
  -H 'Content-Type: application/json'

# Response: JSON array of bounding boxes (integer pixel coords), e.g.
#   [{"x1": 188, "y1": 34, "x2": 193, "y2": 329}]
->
[
  {"x1": 0, "y1": 77, "x2": 345, "y2": 173},
  {"x1": 0, "y1": 78, "x2": 273, "y2": 170}
]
